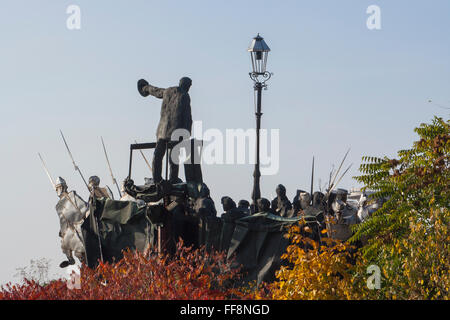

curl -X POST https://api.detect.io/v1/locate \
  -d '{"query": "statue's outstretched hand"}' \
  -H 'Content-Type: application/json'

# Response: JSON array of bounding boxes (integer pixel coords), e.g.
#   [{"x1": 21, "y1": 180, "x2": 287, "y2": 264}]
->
[{"x1": 137, "y1": 79, "x2": 149, "y2": 97}]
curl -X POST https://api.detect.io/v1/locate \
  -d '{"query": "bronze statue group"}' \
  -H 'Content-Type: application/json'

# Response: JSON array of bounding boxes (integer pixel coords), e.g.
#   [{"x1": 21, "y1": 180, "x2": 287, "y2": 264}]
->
[{"x1": 43, "y1": 76, "x2": 381, "y2": 282}]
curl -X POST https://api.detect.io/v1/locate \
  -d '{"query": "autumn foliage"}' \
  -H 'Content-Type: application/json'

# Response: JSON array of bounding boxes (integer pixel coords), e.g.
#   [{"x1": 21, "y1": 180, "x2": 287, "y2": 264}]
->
[
  {"x1": 0, "y1": 242, "x2": 252, "y2": 300},
  {"x1": 351, "y1": 117, "x2": 449, "y2": 299},
  {"x1": 269, "y1": 223, "x2": 357, "y2": 300},
  {"x1": 2, "y1": 117, "x2": 448, "y2": 300},
  {"x1": 269, "y1": 117, "x2": 449, "y2": 300}
]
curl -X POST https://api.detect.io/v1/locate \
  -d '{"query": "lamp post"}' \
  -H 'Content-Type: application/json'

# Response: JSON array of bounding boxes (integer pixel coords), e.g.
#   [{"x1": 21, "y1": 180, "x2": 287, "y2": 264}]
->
[{"x1": 248, "y1": 34, "x2": 271, "y2": 211}]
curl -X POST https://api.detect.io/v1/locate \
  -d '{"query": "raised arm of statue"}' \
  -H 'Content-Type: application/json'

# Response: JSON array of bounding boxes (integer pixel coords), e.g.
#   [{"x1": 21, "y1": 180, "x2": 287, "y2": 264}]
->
[
  {"x1": 137, "y1": 78, "x2": 165, "y2": 99},
  {"x1": 146, "y1": 84, "x2": 165, "y2": 99}
]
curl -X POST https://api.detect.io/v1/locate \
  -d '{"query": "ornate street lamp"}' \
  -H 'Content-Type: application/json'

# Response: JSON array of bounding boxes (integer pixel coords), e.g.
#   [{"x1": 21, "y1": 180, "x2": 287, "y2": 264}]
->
[{"x1": 248, "y1": 34, "x2": 271, "y2": 211}]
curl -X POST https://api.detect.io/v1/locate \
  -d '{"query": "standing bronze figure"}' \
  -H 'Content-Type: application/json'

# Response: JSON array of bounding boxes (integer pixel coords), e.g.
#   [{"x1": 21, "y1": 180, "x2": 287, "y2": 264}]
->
[{"x1": 138, "y1": 77, "x2": 193, "y2": 183}]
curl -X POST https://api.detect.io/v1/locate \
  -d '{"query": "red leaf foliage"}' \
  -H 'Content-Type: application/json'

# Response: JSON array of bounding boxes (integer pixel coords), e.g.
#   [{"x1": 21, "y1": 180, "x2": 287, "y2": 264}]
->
[{"x1": 0, "y1": 242, "x2": 258, "y2": 300}]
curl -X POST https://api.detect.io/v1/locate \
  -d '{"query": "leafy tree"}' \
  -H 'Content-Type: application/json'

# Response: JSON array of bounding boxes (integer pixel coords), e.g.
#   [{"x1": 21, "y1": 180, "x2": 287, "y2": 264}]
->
[
  {"x1": 269, "y1": 117, "x2": 449, "y2": 300},
  {"x1": 352, "y1": 116, "x2": 449, "y2": 299}
]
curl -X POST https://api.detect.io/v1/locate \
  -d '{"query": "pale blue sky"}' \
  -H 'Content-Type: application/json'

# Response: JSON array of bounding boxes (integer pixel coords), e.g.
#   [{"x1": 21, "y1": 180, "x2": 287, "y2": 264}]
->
[{"x1": 0, "y1": 1, "x2": 449, "y2": 284}]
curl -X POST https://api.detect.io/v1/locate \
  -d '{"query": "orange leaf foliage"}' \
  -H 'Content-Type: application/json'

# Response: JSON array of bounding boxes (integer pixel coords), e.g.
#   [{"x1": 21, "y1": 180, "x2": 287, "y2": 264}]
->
[{"x1": 1, "y1": 242, "x2": 254, "y2": 300}]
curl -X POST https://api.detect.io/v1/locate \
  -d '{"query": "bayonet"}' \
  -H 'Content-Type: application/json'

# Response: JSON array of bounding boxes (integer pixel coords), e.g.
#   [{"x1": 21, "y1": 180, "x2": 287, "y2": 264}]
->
[
  {"x1": 310, "y1": 156, "x2": 314, "y2": 204},
  {"x1": 135, "y1": 140, "x2": 152, "y2": 173},
  {"x1": 38, "y1": 152, "x2": 86, "y2": 251},
  {"x1": 60, "y1": 130, "x2": 90, "y2": 192},
  {"x1": 329, "y1": 148, "x2": 350, "y2": 192},
  {"x1": 331, "y1": 163, "x2": 353, "y2": 193},
  {"x1": 101, "y1": 136, "x2": 122, "y2": 198},
  {"x1": 60, "y1": 131, "x2": 103, "y2": 263},
  {"x1": 38, "y1": 152, "x2": 56, "y2": 191},
  {"x1": 328, "y1": 167, "x2": 333, "y2": 190}
]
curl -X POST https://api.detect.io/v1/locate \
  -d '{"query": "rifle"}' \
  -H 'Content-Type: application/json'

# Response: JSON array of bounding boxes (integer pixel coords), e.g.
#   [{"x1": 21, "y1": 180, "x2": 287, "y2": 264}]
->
[
  {"x1": 310, "y1": 156, "x2": 315, "y2": 204},
  {"x1": 135, "y1": 140, "x2": 152, "y2": 173},
  {"x1": 38, "y1": 152, "x2": 56, "y2": 191},
  {"x1": 37, "y1": 153, "x2": 86, "y2": 251},
  {"x1": 60, "y1": 130, "x2": 89, "y2": 191},
  {"x1": 101, "y1": 136, "x2": 122, "y2": 198},
  {"x1": 326, "y1": 148, "x2": 350, "y2": 199},
  {"x1": 59, "y1": 130, "x2": 103, "y2": 263}
]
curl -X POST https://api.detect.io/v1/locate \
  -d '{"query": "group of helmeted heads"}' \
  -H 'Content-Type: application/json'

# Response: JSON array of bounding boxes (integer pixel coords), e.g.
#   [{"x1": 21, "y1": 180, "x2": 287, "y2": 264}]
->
[
  {"x1": 55, "y1": 175, "x2": 103, "y2": 198},
  {"x1": 219, "y1": 183, "x2": 349, "y2": 217}
]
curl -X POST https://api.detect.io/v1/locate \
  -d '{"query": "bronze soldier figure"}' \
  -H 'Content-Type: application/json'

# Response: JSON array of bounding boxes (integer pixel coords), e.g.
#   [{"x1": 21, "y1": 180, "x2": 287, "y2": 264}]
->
[
  {"x1": 88, "y1": 175, "x2": 112, "y2": 199},
  {"x1": 270, "y1": 184, "x2": 292, "y2": 217},
  {"x1": 138, "y1": 77, "x2": 193, "y2": 183}
]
